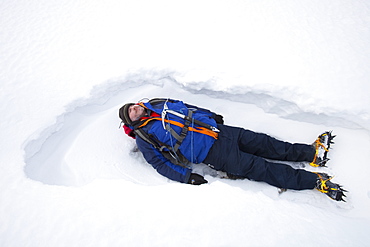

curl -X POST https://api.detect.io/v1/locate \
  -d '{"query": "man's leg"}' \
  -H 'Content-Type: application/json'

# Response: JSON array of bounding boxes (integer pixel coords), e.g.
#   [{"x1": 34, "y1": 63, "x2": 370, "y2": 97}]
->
[
  {"x1": 237, "y1": 154, "x2": 318, "y2": 190},
  {"x1": 205, "y1": 139, "x2": 317, "y2": 190},
  {"x1": 204, "y1": 125, "x2": 318, "y2": 190},
  {"x1": 230, "y1": 125, "x2": 315, "y2": 162}
]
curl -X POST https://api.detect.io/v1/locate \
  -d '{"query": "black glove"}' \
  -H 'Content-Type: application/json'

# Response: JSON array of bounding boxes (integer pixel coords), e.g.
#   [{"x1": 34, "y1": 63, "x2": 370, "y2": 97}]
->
[
  {"x1": 188, "y1": 173, "x2": 208, "y2": 185},
  {"x1": 214, "y1": 114, "x2": 224, "y2": 124},
  {"x1": 226, "y1": 173, "x2": 244, "y2": 180}
]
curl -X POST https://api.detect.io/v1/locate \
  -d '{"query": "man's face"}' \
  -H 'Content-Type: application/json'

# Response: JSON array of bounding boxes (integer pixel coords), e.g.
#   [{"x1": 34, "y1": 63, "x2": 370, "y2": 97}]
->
[{"x1": 128, "y1": 105, "x2": 145, "y2": 121}]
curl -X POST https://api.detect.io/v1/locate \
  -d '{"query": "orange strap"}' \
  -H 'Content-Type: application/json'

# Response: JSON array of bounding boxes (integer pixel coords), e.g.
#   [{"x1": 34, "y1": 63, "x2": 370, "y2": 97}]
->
[
  {"x1": 138, "y1": 102, "x2": 147, "y2": 108},
  {"x1": 138, "y1": 117, "x2": 218, "y2": 139}
]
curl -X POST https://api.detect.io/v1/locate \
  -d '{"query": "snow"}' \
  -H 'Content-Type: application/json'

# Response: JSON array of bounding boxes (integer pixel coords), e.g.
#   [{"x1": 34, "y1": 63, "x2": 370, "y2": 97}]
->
[{"x1": 1, "y1": 0, "x2": 370, "y2": 246}]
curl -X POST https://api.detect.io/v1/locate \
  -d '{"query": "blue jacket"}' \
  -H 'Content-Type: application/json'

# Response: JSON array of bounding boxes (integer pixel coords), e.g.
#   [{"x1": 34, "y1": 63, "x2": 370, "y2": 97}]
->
[{"x1": 135, "y1": 99, "x2": 218, "y2": 183}]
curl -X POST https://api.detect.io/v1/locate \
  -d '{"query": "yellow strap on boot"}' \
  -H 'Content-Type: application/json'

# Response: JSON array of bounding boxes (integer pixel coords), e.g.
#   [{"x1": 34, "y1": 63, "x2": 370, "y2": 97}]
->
[
  {"x1": 310, "y1": 136, "x2": 329, "y2": 167},
  {"x1": 314, "y1": 173, "x2": 336, "y2": 194}
]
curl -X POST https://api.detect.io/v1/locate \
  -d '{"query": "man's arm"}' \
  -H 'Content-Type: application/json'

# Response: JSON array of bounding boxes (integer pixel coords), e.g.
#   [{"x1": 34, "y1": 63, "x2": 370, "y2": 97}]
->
[
  {"x1": 136, "y1": 137, "x2": 192, "y2": 183},
  {"x1": 183, "y1": 102, "x2": 224, "y2": 124}
]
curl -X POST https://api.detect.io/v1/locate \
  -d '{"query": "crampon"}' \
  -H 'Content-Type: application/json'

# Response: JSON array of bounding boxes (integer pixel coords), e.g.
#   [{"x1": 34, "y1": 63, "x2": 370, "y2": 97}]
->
[
  {"x1": 310, "y1": 131, "x2": 336, "y2": 167},
  {"x1": 315, "y1": 173, "x2": 347, "y2": 202}
]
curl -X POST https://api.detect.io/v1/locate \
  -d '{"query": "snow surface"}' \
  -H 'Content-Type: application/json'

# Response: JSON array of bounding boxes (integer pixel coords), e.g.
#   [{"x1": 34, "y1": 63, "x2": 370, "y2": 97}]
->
[{"x1": 1, "y1": 0, "x2": 370, "y2": 246}]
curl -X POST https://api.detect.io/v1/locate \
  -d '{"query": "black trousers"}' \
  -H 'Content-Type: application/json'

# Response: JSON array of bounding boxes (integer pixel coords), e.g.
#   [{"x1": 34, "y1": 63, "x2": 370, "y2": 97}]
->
[{"x1": 203, "y1": 125, "x2": 318, "y2": 190}]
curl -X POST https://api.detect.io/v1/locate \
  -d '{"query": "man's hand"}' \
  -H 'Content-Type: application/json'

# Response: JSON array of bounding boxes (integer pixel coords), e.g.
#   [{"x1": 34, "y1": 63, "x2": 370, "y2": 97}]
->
[
  {"x1": 188, "y1": 173, "x2": 208, "y2": 185},
  {"x1": 214, "y1": 114, "x2": 224, "y2": 124}
]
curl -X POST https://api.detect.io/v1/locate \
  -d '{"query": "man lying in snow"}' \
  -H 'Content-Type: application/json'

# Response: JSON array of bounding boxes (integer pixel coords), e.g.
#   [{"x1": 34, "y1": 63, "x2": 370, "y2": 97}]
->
[{"x1": 119, "y1": 98, "x2": 346, "y2": 201}]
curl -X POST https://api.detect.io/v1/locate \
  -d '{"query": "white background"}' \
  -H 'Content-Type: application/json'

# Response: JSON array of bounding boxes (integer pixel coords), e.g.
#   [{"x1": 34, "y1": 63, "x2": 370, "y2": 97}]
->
[{"x1": 1, "y1": 0, "x2": 370, "y2": 246}]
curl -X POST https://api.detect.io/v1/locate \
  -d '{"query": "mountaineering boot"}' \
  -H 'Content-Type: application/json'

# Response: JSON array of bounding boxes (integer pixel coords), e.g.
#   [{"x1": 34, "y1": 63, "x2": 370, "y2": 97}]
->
[
  {"x1": 315, "y1": 173, "x2": 347, "y2": 201},
  {"x1": 310, "y1": 131, "x2": 336, "y2": 167}
]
